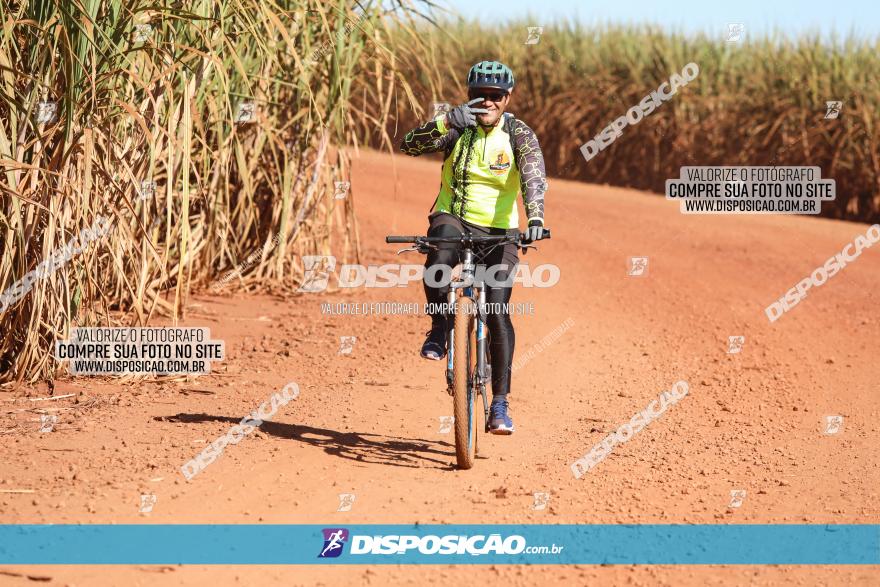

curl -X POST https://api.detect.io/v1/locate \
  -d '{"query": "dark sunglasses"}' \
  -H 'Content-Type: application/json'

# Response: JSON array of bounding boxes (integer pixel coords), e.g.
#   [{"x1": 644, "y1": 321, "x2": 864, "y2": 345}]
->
[{"x1": 468, "y1": 90, "x2": 508, "y2": 102}]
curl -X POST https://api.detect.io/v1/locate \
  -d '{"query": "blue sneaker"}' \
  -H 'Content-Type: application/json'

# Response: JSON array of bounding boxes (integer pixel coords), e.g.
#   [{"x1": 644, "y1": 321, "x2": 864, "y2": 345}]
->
[
  {"x1": 420, "y1": 324, "x2": 447, "y2": 360},
  {"x1": 489, "y1": 397, "x2": 514, "y2": 435}
]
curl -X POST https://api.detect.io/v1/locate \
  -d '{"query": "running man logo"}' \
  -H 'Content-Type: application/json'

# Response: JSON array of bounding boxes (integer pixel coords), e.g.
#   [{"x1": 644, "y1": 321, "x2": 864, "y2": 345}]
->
[
  {"x1": 235, "y1": 101, "x2": 256, "y2": 124},
  {"x1": 488, "y1": 151, "x2": 511, "y2": 175},
  {"x1": 318, "y1": 528, "x2": 349, "y2": 558},
  {"x1": 532, "y1": 492, "x2": 550, "y2": 510},
  {"x1": 726, "y1": 23, "x2": 745, "y2": 43},
  {"x1": 824, "y1": 415, "x2": 844, "y2": 435},
  {"x1": 132, "y1": 23, "x2": 153, "y2": 43},
  {"x1": 39, "y1": 414, "x2": 57, "y2": 433},
  {"x1": 438, "y1": 416, "x2": 454, "y2": 434},
  {"x1": 138, "y1": 179, "x2": 156, "y2": 202},
  {"x1": 524, "y1": 26, "x2": 543, "y2": 45},
  {"x1": 338, "y1": 336, "x2": 356, "y2": 356},
  {"x1": 334, "y1": 181, "x2": 350, "y2": 200},
  {"x1": 727, "y1": 335, "x2": 745, "y2": 354},
  {"x1": 36, "y1": 101, "x2": 58, "y2": 124},
  {"x1": 627, "y1": 256, "x2": 649, "y2": 277},
  {"x1": 431, "y1": 101, "x2": 451, "y2": 120},
  {"x1": 729, "y1": 489, "x2": 746, "y2": 508},
  {"x1": 337, "y1": 493, "x2": 356, "y2": 512},
  {"x1": 298, "y1": 255, "x2": 336, "y2": 292},
  {"x1": 139, "y1": 494, "x2": 157, "y2": 513},
  {"x1": 825, "y1": 101, "x2": 843, "y2": 119}
]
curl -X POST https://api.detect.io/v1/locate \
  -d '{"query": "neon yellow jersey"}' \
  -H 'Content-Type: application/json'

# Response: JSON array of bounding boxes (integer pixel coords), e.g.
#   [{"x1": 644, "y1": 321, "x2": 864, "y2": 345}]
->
[
  {"x1": 401, "y1": 113, "x2": 546, "y2": 230},
  {"x1": 435, "y1": 116, "x2": 521, "y2": 228}
]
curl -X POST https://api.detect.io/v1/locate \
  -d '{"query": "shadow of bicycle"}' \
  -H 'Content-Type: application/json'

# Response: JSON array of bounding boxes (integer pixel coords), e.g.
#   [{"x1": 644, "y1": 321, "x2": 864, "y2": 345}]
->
[{"x1": 157, "y1": 413, "x2": 455, "y2": 469}]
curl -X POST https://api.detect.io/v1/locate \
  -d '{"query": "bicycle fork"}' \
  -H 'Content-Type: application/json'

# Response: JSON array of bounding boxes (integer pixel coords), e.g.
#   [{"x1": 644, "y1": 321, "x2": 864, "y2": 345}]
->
[{"x1": 474, "y1": 285, "x2": 490, "y2": 431}]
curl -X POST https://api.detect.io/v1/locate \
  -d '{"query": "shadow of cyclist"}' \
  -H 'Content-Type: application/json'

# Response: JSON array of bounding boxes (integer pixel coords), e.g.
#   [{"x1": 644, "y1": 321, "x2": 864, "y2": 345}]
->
[{"x1": 156, "y1": 413, "x2": 456, "y2": 469}]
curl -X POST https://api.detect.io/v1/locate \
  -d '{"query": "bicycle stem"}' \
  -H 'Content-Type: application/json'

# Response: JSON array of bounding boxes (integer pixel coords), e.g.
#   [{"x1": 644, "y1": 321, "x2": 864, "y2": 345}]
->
[{"x1": 452, "y1": 248, "x2": 476, "y2": 289}]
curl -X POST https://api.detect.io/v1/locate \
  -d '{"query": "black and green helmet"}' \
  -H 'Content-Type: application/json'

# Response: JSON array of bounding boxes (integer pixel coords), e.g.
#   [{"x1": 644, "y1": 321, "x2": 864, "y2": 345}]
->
[{"x1": 466, "y1": 61, "x2": 515, "y2": 91}]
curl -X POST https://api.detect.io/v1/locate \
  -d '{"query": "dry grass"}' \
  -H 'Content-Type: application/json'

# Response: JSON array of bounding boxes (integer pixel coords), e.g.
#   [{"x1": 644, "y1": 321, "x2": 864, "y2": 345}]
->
[
  {"x1": 384, "y1": 19, "x2": 880, "y2": 222},
  {"x1": 0, "y1": 0, "x2": 434, "y2": 383}
]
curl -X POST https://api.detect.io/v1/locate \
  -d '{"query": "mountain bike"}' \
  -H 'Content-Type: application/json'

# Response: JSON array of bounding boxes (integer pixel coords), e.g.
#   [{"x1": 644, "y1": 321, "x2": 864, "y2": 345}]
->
[{"x1": 386, "y1": 228, "x2": 550, "y2": 469}]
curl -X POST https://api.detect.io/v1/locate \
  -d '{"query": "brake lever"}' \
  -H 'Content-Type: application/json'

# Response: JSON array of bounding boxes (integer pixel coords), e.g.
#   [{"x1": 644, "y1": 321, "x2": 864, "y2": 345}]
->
[{"x1": 396, "y1": 242, "x2": 436, "y2": 255}]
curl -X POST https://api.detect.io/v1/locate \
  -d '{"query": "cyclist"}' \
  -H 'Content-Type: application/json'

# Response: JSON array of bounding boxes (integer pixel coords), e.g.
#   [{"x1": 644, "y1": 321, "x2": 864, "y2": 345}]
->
[{"x1": 399, "y1": 60, "x2": 547, "y2": 434}]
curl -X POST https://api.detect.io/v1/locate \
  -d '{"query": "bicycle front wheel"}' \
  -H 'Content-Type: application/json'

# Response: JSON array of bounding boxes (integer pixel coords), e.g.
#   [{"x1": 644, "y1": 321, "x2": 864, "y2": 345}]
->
[{"x1": 453, "y1": 295, "x2": 478, "y2": 469}]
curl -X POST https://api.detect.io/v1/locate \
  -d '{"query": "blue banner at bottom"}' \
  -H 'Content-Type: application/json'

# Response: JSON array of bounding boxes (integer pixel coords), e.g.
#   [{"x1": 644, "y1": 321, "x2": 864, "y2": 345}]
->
[{"x1": 0, "y1": 525, "x2": 877, "y2": 564}]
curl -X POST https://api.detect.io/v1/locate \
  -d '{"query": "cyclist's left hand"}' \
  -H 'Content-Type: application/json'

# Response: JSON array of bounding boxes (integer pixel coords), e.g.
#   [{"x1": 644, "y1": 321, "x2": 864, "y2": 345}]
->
[
  {"x1": 445, "y1": 98, "x2": 489, "y2": 130},
  {"x1": 523, "y1": 223, "x2": 545, "y2": 244}
]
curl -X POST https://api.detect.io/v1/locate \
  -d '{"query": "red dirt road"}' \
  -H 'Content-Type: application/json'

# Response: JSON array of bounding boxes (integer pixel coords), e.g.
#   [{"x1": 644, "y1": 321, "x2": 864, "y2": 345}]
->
[{"x1": 1, "y1": 148, "x2": 879, "y2": 585}]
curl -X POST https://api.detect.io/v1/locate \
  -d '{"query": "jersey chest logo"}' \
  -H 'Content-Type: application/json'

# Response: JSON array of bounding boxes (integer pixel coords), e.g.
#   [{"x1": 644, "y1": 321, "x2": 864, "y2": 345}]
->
[{"x1": 488, "y1": 150, "x2": 511, "y2": 176}]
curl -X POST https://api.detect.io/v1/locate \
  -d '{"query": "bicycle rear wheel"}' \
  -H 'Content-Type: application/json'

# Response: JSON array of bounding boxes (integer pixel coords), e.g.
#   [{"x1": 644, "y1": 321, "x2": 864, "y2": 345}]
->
[{"x1": 453, "y1": 295, "x2": 478, "y2": 469}]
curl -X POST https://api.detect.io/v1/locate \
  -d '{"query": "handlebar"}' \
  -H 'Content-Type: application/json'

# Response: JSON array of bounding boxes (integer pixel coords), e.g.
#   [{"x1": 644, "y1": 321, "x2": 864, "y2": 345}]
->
[
  {"x1": 386, "y1": 236, "x2": 423, "y2": 244},
  {"x1": 386, "y1": 228, "x2": 550, "y2": 245}
]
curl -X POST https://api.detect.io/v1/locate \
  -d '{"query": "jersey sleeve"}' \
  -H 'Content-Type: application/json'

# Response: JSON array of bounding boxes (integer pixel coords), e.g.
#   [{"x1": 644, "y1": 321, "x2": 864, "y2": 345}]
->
[
  {"x1": 399, "y1": 115, "x2": 461, "y2": 156},
  {"x1": 510, "y1": 119, "x2": 547, "y2": 226}
]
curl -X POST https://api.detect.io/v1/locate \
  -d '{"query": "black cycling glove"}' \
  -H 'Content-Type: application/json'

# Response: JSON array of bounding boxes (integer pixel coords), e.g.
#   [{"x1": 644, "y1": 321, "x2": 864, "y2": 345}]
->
[
  {"x1": 522, "y1": 221, "x2": 545, "y2": 244},
  {"x1": 445, "y1": 98, "x2": 489, "y2": 130}
]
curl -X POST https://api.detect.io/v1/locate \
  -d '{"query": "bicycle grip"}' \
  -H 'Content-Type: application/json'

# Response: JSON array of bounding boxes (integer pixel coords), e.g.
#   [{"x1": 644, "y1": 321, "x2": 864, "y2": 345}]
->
[
  {"x1": 520, "y1": 228, "x2": 551, "y2": 241},
  {"x1": 386, "y1": 236, "x2": 416, "y2": 243}
]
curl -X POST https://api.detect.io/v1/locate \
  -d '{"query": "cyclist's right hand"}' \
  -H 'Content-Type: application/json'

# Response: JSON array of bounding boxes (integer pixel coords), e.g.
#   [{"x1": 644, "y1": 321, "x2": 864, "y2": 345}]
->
[{"x1": 445, "y1": 98, "x2": 489, "y2": 130}]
